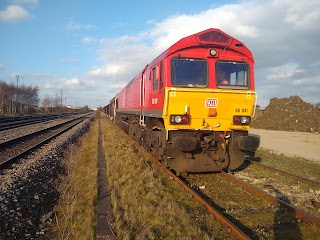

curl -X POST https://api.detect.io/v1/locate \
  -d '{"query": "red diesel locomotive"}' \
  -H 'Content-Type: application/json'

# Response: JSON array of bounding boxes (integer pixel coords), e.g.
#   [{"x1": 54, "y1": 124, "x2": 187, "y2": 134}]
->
[{"x1": 105, "y1": 28, "x2": 259, "y2": 174}]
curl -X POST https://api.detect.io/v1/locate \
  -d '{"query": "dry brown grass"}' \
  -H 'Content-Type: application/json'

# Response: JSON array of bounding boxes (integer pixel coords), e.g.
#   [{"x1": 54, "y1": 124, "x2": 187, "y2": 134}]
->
[
  {"x1": 100, "y1": 116, "x2": 230, "y2": 239},
  {"x1": 50, "y1": 114, "x2": 232, "y2": 239},
  {"x1": 255, "y1": 149, "x2": 320, "y2": 181},
  {"x1": 50, "y1": 120, "x2": 98, "y2": 240}
]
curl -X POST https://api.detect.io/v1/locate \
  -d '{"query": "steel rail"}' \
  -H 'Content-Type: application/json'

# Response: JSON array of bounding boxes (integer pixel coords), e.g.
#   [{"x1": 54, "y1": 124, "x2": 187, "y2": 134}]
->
[
  {"x1": 0, "y1": 118, "x2": 50, "y2": 131},
  {"x1": 248, "y1": 160, "x2": 320, "y2": 187},
  {"x1": 219, "y1": 172, "x2": 320, "y2": 228},
  {"x1": 153, "y1": 160, "x2": 251, "y2": 240},
  {"x1": 0, "y1": 113, "x2": 83, "y2": 131},
  {"x1": 0, "y1": 114, "x2": 87, "y2": 147},
  {"x1": 0, "y1": 116, "x2": 33, "y2": 123},
  {"x1": 0, "y1": 117, "x2": 88, "y2": 169}
]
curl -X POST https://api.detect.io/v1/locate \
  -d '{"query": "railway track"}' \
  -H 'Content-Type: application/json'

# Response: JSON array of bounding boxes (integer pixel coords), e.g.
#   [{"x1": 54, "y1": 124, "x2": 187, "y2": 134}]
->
[
  {"x1": 247, "y1": 159, "x2": 320, "y2": 187},
  {"x1": 220, "y1": 172, "x2": 320, "y2": 226},
  {"x1": 0, "y1": 113, "x2": 83, "y2": 131},
  {"x1": 141, "y1": 146, "x2": 320, "y2": 239},
  {"x1": 113, "y1": 122, "x2": 318, "y2": 239},
  {"x1": 177, "y1": 171, "x2": 320, "y2": 239},
  {"x1": 0, "y1": 114, "x2": 91, "y2": 168},
  {"x1": 0, "y1": 114, "x2": 94, "y2": 239},
  {"x1": 154, "y1": 159, "x2": 251, "y2": 239}
]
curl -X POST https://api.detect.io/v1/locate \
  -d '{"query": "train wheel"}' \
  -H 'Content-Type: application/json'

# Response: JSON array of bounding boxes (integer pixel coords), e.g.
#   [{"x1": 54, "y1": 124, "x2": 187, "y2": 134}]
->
[{"x1": 228, "y1": 148, "x2": 247, "y2": 171}]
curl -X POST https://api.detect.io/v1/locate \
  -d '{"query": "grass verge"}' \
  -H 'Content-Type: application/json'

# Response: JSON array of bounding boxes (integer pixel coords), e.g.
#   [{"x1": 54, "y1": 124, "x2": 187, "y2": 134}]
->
[
  {"x1": 100, "y1": 115, "x2": 231, "y2": 239},
  {"x1": 255, "y1": 148, "x2": 320, "y2": 181},
  {"x1": 49, "y1": 114, "x2": 235, "y2": 239},
  {"x1": 50, "y1": 119, "x2": 98, "y2": 239}
]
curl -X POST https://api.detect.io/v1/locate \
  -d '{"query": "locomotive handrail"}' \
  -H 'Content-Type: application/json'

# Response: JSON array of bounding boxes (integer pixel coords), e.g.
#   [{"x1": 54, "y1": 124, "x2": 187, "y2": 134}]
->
[{"x1": 252, "y1": 91, "x2": 258, "y2": 117}]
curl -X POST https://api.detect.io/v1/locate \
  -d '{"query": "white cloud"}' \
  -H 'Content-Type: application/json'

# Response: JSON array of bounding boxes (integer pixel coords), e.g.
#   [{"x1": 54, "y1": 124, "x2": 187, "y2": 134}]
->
[
  {"x1": 0, "y1": 5, "x2": 30, "y2": 22},
  {"x1": 43, "y1": 82, "x2": 56, "y2": 89},
  {"x1": 76, "y1": 1, "x2": 320, "y2": 106},
  {"x1": 284, "y1": 0, "x2": 320, "y2": 31},
  {"x1": 28, "y1": 73, "x2": 50, "y2": 79},
  {"x1": 88, "y1": 64, "x2": 123, "y2": 77},
  {"x1": 149, "y1": 3, "x2": 262, "y2": 52},
  {"x1": 86, "y1": 33, "x2": 158, "y2": 85},
  {"x1": 9, "y1": 0, "x2": 38, "y2": 7},
  {"x1": 64, "y1": 78, "x2": 81, "y2": 87},
  {"x1": 60, "y1": 58, "x2": 79, "y2": 64},
  {"x1": 82, "y1": 37, "x2": 97, "y2": 44},
  {"x1": 0, "y1": 64, "x2": 5, "y2": 70},
  {"x1": 9, "y1": 73, "x2": 22, "y2": 79},
  {"x1": 266, "y1": 64, "x2": 301, "y2": 80},
  {"x1": 66, "y1": 18, "x2": 95, "y2": 31}
]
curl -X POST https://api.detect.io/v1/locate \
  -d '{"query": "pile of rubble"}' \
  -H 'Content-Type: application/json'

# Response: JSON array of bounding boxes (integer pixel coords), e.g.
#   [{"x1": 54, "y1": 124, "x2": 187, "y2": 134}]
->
[{"x1": 251, "y1": 96, "x2": 320, "y2": 133}]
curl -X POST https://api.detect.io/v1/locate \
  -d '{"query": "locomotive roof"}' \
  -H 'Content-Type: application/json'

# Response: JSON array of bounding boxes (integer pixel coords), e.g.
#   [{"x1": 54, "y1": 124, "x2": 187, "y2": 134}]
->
[
  {"x1": 166, "y1": 28, "x2": 254, "y2": 62},
  {"x1": 115, "y1": 28, "x2": 254, "y2": 99}
]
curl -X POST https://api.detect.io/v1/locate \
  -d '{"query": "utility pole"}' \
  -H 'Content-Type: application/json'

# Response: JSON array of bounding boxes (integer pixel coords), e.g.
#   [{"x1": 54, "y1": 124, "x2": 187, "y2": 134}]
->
[
  {"x1": 60, "y1": 89, "x2": 63, "y2": 107},
  {"x1": 15, "y1": 74, "x2": 19, "y2": 114}
]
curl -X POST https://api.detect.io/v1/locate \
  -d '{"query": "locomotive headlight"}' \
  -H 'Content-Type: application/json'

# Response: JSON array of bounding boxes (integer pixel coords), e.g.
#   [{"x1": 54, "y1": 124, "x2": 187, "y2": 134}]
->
[
  {"x1": 209, "y1": 48, "x2": 217, "y2": 56},
  {"x1": 241, "y1": 117, "x2": 249, "y2": 124},
  {"x1": 175, "y1": 116, "x2": 182, "y2": 123}
]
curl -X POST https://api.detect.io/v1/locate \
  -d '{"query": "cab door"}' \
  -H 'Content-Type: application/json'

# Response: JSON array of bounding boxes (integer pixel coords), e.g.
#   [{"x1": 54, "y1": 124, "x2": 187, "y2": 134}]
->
[{"x1": 146, "y1": 62, "x2": 163, "y2": 118}]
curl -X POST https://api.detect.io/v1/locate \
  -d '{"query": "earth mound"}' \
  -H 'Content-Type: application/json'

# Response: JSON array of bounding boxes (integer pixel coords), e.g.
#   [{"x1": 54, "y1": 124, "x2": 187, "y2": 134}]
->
[{"x1": 251, "y1": 96, "x2": 320, "y2": 133}]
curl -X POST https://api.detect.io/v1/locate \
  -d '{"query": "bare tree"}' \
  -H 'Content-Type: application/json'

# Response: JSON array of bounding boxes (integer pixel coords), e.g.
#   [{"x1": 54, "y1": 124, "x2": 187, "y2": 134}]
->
[
  {"x1": 18, "y1": 85, "x2": 39, "y2": 114},
  {"x1": 0, "y1": 81, "x2": 40, "y2": 115},
  {"x1": 0, "y1": 81, "x2": 7, "y2": 114},
  {"x1": 41, "y1": 95, "x2": 53, "y2": 113},
  {"x1": 7, "y1": 82, "x2": 16, "y2": 114}
]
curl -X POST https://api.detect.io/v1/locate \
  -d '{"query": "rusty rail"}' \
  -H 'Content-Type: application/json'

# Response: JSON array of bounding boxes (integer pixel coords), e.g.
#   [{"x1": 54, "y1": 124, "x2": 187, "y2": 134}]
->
[
  {"x1": 219, "y1": 172, "x2": 320, "y2": 228},
  {"x1": 154, "y1": 161, "x2": 251, "y2": 240},
  {"x1": 248, "y1": 160, "x2": 320, "y2": 187}
]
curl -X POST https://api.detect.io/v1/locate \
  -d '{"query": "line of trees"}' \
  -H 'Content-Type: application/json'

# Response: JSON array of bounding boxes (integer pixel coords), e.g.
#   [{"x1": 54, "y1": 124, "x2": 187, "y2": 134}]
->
[
  {"x1": 41, "y1": 95, "x2": 91, "y2": 113},
  {"x1": 0, "y1": 80, "x2": 40, "y2": 115},
  {"x1": 41, "y1": 95, "x2": 64, "y2": 113}
]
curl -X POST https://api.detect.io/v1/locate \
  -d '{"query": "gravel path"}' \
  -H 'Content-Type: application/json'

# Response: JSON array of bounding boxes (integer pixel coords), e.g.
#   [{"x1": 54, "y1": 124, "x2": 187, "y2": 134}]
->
[{"x1": 249, "y1": 129, "x2": 320, "y2": 162}]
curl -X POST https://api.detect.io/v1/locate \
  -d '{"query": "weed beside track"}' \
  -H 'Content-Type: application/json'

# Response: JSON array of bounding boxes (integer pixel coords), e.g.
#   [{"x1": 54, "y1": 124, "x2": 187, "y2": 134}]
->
[{"x1": 101, "y1": 116, "x2": 230, "y2": 239}]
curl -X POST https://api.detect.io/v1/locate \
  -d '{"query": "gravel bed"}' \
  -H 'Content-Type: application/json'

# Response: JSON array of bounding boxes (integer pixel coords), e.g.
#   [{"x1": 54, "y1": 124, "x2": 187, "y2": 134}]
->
[
  {"x1": 0, "y1": 117, "x2": 93, "y2": 239},
  {"x1": 0, "y1": 114, "x2": 88, "y2": 144}
]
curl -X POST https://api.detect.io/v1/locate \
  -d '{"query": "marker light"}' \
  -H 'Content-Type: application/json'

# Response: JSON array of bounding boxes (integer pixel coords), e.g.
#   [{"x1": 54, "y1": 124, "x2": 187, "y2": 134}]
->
[
  {"x1": 181, "y1": 115, "x2": 189, "y2": 123},
  {"x1": 234, "y1": 116, "x2": 241, "y2": 124}
]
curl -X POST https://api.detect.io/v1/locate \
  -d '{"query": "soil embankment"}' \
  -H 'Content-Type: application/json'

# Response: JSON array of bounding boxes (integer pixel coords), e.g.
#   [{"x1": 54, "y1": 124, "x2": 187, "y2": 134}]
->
[{"x1": 250, "y1": 96, "x2": 320, "y2": 161}]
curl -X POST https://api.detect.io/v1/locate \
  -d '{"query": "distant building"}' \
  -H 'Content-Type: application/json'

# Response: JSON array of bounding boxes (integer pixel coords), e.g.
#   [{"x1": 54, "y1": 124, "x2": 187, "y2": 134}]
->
[{"x1": 66, "y1": 105, "x2": 74, "y2": 109}]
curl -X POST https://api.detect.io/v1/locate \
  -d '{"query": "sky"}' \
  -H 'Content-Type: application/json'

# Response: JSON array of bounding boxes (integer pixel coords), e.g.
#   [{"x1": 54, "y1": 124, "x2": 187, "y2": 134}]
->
[{"x1": 0, "y1": 0, "x2": 320, "y2": 109}]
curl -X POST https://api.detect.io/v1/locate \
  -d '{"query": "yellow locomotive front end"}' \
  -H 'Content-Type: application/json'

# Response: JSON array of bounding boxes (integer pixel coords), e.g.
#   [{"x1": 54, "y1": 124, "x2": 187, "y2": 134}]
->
[{"x1": 161, "y1": 56, "x2": 260, "y2": 173}]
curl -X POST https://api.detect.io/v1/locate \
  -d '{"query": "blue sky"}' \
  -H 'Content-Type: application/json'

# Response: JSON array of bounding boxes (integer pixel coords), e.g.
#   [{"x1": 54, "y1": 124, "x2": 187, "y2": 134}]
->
[{"x1": 1, "y1": 0, "x2": 320, "y2": 108}]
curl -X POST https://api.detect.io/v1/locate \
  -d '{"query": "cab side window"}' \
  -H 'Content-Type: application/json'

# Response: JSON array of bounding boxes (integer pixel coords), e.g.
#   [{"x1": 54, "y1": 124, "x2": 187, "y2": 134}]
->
[{"x1": 152, "y1": 67, "x2": 158, "y2": 91}]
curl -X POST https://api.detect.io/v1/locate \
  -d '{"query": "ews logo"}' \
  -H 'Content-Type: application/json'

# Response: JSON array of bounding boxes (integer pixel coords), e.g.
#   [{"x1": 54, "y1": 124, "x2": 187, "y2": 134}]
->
[{"x1": 205, "y1": 98, "x2": 218, "y2": 108}]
